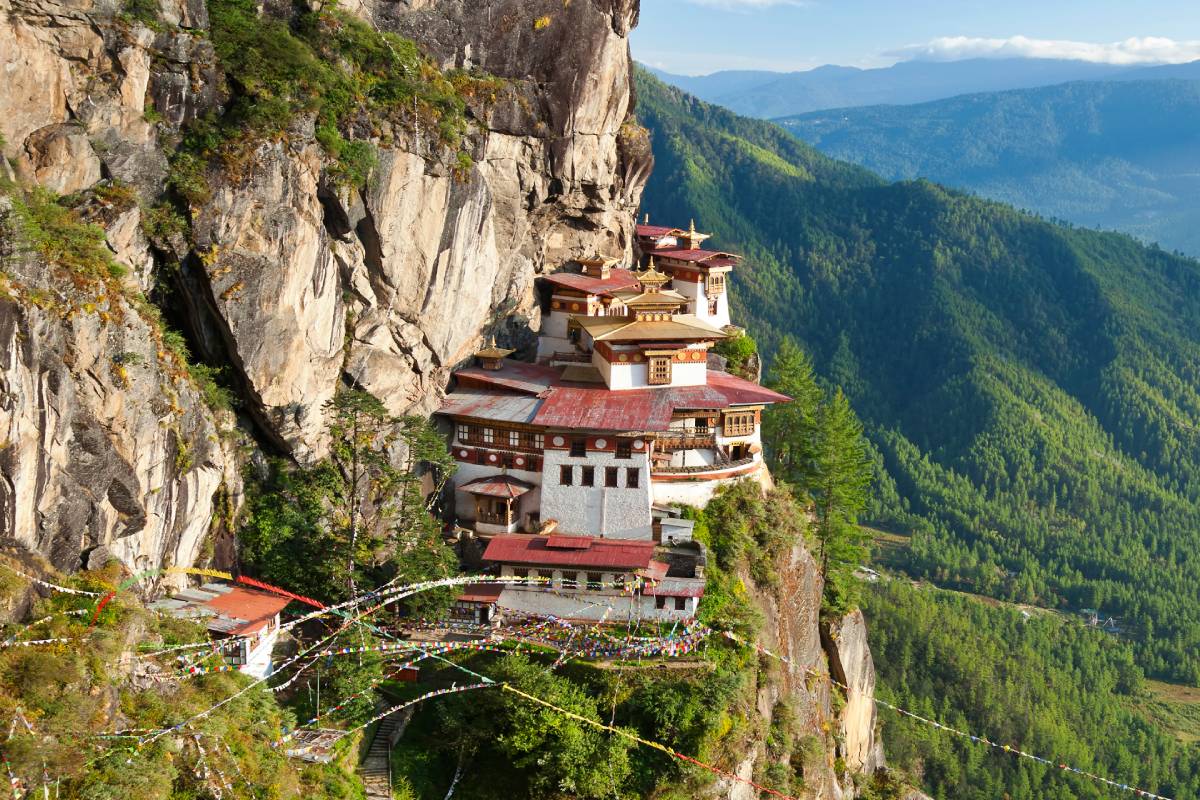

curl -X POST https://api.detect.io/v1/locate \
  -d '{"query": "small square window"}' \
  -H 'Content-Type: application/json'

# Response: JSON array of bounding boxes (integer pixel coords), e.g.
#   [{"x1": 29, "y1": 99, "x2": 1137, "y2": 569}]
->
[
  {"x1": 457, "y1": 424, "x2": 469, "y2": 442},
  {"x1": 587, "y1": 573, "x2": 603, "y2": 590},
  {"x1": 559, "y1": 465, "x2": 574, "y2": 486},
  {"x1": 626, "y1": 468, "x2": 640, "y2": 489},
  {"x1": 561, "y1": 571, "x2": 578, "y2": 589},
  {"x1": 655, "y1": 596, "x2": 667, "y2": 609},
  {"x1": 615, "y1": 441, "x2": 632, "y2": 459},
  {"x1": 570, "y1": 439, "x2": 587, "y2": 457},
  {"x1": 648, "y1": 356, "x2": 672, "y2": 386},
  {"x1": 482, "y1": 427, "x2": 495, "y2": 444},
  {"x1": 581, "y1": 466, "x2": 595, "y2": 486},
  {"x1": 509, "y1": 430, "x2": 520, "y2": 447},
  {"x1": 605, "y1": 467, "x2": 619, "y2": 487},
  {"x1": 533, "y1": 433, "x2": 545, "y2": 450},
  {"x1": 674, "y1": 597, "x2": 687, "y2": 611},
  {"x1": 538, "y1": 570, "x2": 554, "y2": 584}
]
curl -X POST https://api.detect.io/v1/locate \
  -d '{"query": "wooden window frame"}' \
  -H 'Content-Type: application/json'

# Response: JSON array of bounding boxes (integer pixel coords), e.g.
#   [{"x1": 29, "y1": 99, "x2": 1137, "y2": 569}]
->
[
  {"x1": 648, "y1": 356, "x2": 673, "y2": 386},
  {"x1": 723, "y1": 410, "x2": 757, "y2": 437},
  {"x1": 570, "y1": 438, "x2": 587, "y2": 457},
  {"x1": 615, "y1": 440, "x2": 632, "y2": 459},
  {"x1": 587, "y1": 572, "x2": 603, "y2": 591},
  {"x1": 605, "y1": 466, "x2": 620, "y2": 487},
  {"x1": 626, "y1": 468, "x2": 640, "y2": 489},
  {"x1": 559, "y1": 465, "x2": 573, "y2": 486},
  {"x1": 581, "y1": 466, "x2": 595, "y2": 487}
]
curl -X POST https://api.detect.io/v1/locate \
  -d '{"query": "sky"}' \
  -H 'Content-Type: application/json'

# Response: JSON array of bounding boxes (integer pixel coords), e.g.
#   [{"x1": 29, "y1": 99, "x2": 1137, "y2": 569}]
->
[{"x1": 633, "y1": 0, "x2": 1200, "y2": 75}]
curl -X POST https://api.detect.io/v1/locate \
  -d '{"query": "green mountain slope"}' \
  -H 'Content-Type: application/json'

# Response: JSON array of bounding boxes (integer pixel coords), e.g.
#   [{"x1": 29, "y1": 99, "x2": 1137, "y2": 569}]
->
[
  {"x1": 634, "y1": 71, "x2": 1200, "y2": 683},
  {"x1": 776, "y1": 79, "x2": 1200, "y2": 257}
]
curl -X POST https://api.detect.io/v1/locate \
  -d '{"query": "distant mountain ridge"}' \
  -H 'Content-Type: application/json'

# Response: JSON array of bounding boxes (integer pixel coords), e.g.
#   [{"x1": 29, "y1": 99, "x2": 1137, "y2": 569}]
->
[
  {"x1": 776, "y1": 77, "x2": 1200, "y2": 256},
  {"x1": 646, "y1": 57, "x2": 1200, "y2": 118}
]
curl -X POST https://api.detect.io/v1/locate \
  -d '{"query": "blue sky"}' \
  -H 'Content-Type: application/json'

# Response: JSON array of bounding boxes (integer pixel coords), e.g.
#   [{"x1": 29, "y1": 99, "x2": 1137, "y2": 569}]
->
[{"x1": 633, "y1": 0, "x2": 1200, "y2": 75}]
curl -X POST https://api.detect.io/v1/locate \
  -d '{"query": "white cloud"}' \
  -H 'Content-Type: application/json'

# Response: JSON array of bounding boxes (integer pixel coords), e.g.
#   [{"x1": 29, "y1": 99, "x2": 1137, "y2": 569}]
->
[{"x1": 887, "y1": 36, "x2": 1200, "y2": 66}]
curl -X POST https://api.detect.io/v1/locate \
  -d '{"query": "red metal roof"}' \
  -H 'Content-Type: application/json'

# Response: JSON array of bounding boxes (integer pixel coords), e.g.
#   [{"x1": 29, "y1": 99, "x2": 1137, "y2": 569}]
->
[
  {"x1": 545, "y1": 536, "x2": 590, "y2": 550},
  {"x1": 636, "y1": 224, "x2": 685, "y2": 238},
  {"x1": 455, "y1": 361, "x2": 561, "y2": 395},
  {"x1": 444, "y1": 361, "x2": 787, "y2": 433},
  {"x1": 541, "y1": 268, "x2": 641, "y2": 296},
  {"x1": 457, "y1": 583, "x2": 505, "y2": 603},
  {"x1": 460, "y1": 475, "x2": 535, "y2": 499},
  {"x1": 203, "y1": 587, "x2": 290, "y2": 635},
  {"x1": 483, "y1": 535, "x2": 656, "y2": 570},
  {"x1": 642, "y1": 560, "x2": 670, "y2": 580},
  {"x1": 654, "y1": 249, "x2": 741, "y2": 268}
]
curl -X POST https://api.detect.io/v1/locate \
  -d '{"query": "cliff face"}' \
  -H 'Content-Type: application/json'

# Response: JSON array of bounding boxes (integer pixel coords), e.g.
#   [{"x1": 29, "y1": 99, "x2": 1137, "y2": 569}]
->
[
  {"x1": 0, "y1": 0, "x2": 648, "y2": 568},
  {"x1": 721, "y1": 545, "x2": 885, "y2": 799}
]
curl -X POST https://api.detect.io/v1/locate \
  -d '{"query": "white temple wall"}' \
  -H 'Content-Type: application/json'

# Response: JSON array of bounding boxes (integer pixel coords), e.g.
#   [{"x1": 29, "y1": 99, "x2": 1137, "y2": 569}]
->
[{"x1": 540, "y1": 449, "x2": 653, "y2": 538}]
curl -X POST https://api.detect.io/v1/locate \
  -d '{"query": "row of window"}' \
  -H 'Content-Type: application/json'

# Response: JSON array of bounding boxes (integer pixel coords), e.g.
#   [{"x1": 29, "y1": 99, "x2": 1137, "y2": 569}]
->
[
  {"x1": 512, "y1": 569, "x2": 607, "y2": 590},
  {"x1": 560, "y1": 465, "x2": 640, "y2": 488},
  {"x1": 458, "y1": 424, "x2": 544, "y2": 452},
  {"x1": 508, "y1": 569, "x2": 689, "y2": 609}
]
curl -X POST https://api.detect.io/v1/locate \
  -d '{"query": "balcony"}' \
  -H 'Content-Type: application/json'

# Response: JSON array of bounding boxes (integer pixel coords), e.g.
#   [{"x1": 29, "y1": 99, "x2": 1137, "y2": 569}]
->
[
  {"x1": 651, "y1": 456, "x2": 759, "y2": 480},
  {"x1": 654, "y1": 433, "x2": 716, "y2": 451},
  {"x1": 552, "y1": 351, "x2": 592, "y2": 364},
  {"x1": 477, "y1": 508, "x2": 515, "y2": 526}
]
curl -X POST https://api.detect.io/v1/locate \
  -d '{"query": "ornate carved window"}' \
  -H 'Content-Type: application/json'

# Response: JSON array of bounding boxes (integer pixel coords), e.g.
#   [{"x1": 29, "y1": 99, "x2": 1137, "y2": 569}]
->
[
  {"x1": 723, "y1": 410, "x2": 757, "y2": 437},
  {"x1": 648, "y1": 356, "x2": 673, "y2": 385},
  {"x1": 706, "y1": 272, "x2": 726, "y2": 296}
]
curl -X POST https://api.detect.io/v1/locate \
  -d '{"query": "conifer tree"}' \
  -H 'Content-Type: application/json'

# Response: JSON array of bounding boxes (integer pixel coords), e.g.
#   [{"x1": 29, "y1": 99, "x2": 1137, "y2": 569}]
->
[
  {"x1": 811, "y1": 388, "x2": 873, "y2": 611},
  {"x1": 763, "y1": 336, "x2": 823, "y2": 489}
]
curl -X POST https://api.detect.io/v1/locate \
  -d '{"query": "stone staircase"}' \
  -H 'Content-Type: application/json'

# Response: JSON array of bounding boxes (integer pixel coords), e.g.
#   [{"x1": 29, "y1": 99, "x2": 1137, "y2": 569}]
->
[{"x1": 359, "y1": 706, "x2": 412, "y2": 800}]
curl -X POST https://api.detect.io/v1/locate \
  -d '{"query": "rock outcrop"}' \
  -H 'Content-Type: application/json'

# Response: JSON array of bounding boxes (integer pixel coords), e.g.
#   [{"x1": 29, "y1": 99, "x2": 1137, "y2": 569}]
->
[
  {"x1": 0, "y1": 0, "x2": 648, "y2": 561},
  {"x1": 824, "y1": 609, "x2": 887, "y2": 777}
]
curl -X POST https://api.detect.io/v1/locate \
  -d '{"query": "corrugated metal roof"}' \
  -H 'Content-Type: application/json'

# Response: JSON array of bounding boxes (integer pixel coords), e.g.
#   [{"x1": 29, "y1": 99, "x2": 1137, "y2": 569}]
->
[
  {"x1": 636, "y1": 225, "x2": 685, "y2": 238},
  {"x1": 438, "y1": 389, "x2": 542, "y2": 423},
  {"x1": 654, "y1": 248, "x2": 741, "y2": 265},
  {"x1": 460, "y1": 475, "x2": 535, "y2": 498},
  {"x1": 455, "y1": 362, "x2": 561, "y2": 395},
  {"x1": 442, "y1": 362, "x2": 788, "y2": 433},
  {"x1": 542, "y1": 269, "x2": 640, "y2": 295},
  {"x1": 483, "y1": 535, "x2": 656, "y2": 570}
]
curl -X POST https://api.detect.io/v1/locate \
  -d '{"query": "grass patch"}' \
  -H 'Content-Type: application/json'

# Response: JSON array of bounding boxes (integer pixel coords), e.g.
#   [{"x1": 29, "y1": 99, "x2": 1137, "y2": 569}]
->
[
  {"x1": 1134, "y1": 680, "x2": 1200, "y2": 743},
  {"x1": 170, "y1": 0, "x2": 503, "y2": 202}
]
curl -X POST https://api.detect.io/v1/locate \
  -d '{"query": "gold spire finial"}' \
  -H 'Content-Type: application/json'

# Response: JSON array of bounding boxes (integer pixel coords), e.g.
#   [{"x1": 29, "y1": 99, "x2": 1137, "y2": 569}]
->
[{"x1": 689, "y1": 218, "x2": 696, "y2": 234}]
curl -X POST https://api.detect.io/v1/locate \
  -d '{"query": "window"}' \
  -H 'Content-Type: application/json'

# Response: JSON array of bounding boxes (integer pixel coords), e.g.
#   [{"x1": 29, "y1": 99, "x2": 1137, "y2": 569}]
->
[
  {"x1": 570, "y1": 438, "x2": 587, "y2": 457},
  {"x1": 615, "y1": 440, "x2": 632, "y2": 459},
  {"x1": 655, "y1": 596, "x2": 667, "y2": 610},
  {"x1": 482, "y1": 427, "x2": 495, "y2": 444},
  {"x1": 538, "y1": 570, "x2": 554, "y2": 584},
  {"x1": 509, "y1": 430, "x2": 521, "y2": 447},
  {"x1": 694, "y1": 417, "x2": 710, "y2": 433},
  {"x1": 581, "y1": 466, "x2": 595, "y2": 487},
  {"x1": 625, "y1": 468, "x2": 640, "y2": 489},
  {"x1": 707, "y1": 273, "x2": 726, "y2": 296},
  {"x1": 513, "y1": 568, "x2": 529, "y2": 586},
  {"x1": 648, "y1": 356, "x2": 672, "y2": 385},
  {"x1": 605, "y1": 466, "x2": 619, "y2": 487},
  {"x1": 559, "y1": 465, "x2": 573, "y2": 486},
  {"x1": 723, "y1": 410, "x2": 757, "y2": 437},
  {"x1": 561, "y1": 571, "x2": 578, "y2": 589},
  {"x1": 674, "y1": 597, "x2": 687, "y2": 611},
  {"x1": 533, "y1": 432, "x2": 545, "y2": 450},
  {"x1": 457, "y1": 423, "x2": 469, "y2": 443},
  {"x1": 587, "y1": 572, "x2": 603, "y2": 591},
  {"x1": 708, "y1": 297, "x2": 719, "y2": 316}
]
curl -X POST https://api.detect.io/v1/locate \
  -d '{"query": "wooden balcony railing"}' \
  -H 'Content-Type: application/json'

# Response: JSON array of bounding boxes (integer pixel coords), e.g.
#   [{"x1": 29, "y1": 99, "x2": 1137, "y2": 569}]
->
[
  {"x1": 654, "y1": 433, "x2": 716, "y2": 451},
  {"x1": 552, "y1": 351, "x2": 592, "y2": 363},
  {"x1": 477, "y1": 509, "x2": 514, "y2": 526},
  {"x1": 651, "y1": 456, "x2": 757, "y2": 478}
]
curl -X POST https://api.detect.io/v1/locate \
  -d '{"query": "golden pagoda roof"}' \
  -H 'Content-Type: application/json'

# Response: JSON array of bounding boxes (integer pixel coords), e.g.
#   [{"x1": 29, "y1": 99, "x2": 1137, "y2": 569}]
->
[
  {"x1": 634, "y1": 257, "x2": 672, "y2": 289},
  {"x1": 573, "y1": 314, "x2": 728, "y2": 343},
  {"x1": 475, "y1": 336, "x2": 515, "y2": 359},
  {"x1": 611, "y1": 288, "x2": 689, "y2": 308}
]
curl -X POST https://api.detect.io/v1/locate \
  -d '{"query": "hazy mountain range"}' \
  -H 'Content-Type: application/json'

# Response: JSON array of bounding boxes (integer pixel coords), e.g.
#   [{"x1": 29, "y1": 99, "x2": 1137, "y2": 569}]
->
[{"x1": 646, "y1": 58, "x2": 1200, "y2": 119}]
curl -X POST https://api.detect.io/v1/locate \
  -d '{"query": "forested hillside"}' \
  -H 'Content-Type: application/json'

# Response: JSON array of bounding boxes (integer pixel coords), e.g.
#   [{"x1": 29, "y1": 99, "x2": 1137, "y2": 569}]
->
[
  {"x1": 863, "y1": 580, "x2": 1200, "y2": 800},
  {"x1": 777, "y1": 79, "x2": 1200, "y2": 257},
  {"x1": 634, "y1": 71, "x2": 1200, "y2": 683}
]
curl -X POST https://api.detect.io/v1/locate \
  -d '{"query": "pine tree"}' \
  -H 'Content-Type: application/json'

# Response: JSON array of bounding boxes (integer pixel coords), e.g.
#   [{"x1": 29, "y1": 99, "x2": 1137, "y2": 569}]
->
[
  {"x1": 811, "y1": 388, "x2": 873, "y2": 612},
  {"x1": 762, "y1": 336, "x2": 823, "y2": 489}
]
